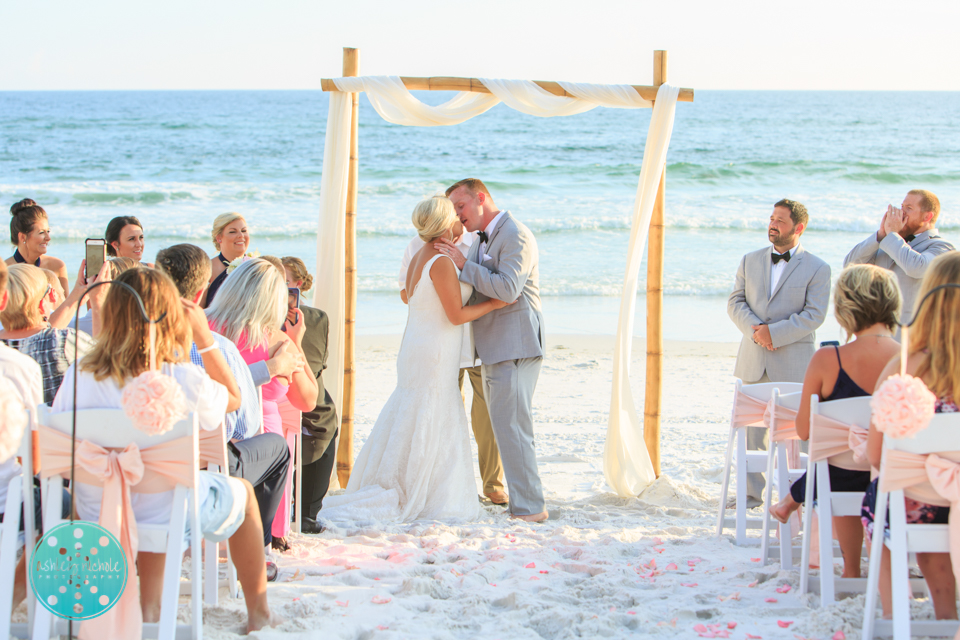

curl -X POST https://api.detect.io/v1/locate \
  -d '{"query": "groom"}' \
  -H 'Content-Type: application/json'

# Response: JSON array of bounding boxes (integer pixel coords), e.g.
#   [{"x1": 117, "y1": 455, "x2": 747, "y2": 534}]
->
[{"x1": 437, "y1": 179, "x2": 548, "y2": 522}]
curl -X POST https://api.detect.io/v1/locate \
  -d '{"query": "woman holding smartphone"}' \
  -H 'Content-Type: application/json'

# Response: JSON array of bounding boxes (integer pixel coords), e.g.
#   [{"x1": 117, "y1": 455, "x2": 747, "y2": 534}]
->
[{"x1": 6, "y1": 199, "x2": 69, "y2": 296}]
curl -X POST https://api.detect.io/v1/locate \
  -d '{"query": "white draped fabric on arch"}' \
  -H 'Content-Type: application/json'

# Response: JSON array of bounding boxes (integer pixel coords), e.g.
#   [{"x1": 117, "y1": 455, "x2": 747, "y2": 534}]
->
[{"x1": 314, "y1": 75, "x2": 679, "y2": 496}]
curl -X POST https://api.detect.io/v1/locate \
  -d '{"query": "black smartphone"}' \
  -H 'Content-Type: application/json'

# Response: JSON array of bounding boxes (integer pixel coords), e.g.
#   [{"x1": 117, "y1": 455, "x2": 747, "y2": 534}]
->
[
  {"x1": 282, "y1": 287, "x2": 301, "y2": 330},
  {"x1": 84, "y1": 238, "x2": 106, "y2": 284},
  {"x1": 820, "y1": 340, "x2": 840, "y2": 348}
]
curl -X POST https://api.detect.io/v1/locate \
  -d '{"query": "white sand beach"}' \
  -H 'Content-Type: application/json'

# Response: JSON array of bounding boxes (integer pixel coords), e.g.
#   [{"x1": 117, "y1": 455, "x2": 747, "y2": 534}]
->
[{"x1": 194, "y1": 335, "x2": 866, "y2": 639}]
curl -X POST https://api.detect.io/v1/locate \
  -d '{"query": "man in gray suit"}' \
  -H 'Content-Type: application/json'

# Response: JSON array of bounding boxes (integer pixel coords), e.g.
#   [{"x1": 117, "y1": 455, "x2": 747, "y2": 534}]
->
[
  {"x1": 727, "y1": 199, "x2": 831, "y2": 505},
  {"x1": 843, "y1": 189, "x2": 954, "y2": 326},
  {"x1": 437, "y1": 178, "x2": 547, "y2": 522}
]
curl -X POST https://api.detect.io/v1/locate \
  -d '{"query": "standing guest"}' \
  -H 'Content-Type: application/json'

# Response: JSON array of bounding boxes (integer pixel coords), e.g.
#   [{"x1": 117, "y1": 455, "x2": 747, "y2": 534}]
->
[
  {"x1": 51, "y1": 268, "x2": 280, "y2": 633},
  {"x1": 207, "y1": 258, "x2": 317, "y2": 547},
  {"x1": 5, "y1": 199, "x2": 69, "y2": 296},
  {"x1": 436, "y1": 179, "x2": 547, "y2": 522},
  {"x1": 105, "y1": 215, "x2": 153, "y2": 266},
  {"x1": 0, "y1": 264, "x2": 95, "y2": 404},
  {"x1": 203, "y1": 212, "x2": 249, "y2": 308},
  {"x1": 862, "y1": 251, "x2": 960, "y2": 621},
  {"x1": 282, "y1": 256, "x2": 339, "y2": 533},
  {"x1": 399, "y1": 224, "x2": 507, "y2": 505},
  {"x1": 156, "y1": 244, "x2": 296, "y2": 565},
  {"x1": 769, "y1": 265, "x2": 901, "y2": 578},
  {"x1": 844, "y1": 189, "x2": 954, "y2": 326},
  {"x1": 727, "y1": 199, "x2": 832, "y2": 507}
]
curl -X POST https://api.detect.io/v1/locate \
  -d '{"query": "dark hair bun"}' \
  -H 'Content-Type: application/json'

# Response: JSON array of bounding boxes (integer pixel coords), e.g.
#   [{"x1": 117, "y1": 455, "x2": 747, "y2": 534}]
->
[{"x1": 10, "y1": 199, "x2": 38, "y2": 216}]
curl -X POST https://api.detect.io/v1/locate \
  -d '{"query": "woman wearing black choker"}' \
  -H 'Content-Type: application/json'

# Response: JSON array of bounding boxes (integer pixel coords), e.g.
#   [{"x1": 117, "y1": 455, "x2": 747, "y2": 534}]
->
[
  {"x1": 5, "y1": 199, "x2": 69, "y2": 296},
  {"x1": 202, "y1": 212, "x2": 249, "y2": 308}
]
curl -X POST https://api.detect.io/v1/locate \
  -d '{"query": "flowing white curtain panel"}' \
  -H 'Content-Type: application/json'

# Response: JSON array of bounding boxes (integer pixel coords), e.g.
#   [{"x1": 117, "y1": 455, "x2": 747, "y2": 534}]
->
[
  {"x1": 603, "y1": 84, "x2": 679, "y2": 497},
  {"x1": 316, "y1": 76, "x2": 677, "y2": 495}
]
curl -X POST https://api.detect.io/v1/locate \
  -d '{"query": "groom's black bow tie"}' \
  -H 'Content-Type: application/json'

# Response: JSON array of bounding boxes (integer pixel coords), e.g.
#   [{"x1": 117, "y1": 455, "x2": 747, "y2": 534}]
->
[
  {"x1": 477, "y1": 230, "x2": 489, "y2": 244},
  {"x1": 771, "y1": 251, "x2": 791, "y2": 264},
  {"x1": 903, "y1": 234, "x2": 916, "y2": 243}
]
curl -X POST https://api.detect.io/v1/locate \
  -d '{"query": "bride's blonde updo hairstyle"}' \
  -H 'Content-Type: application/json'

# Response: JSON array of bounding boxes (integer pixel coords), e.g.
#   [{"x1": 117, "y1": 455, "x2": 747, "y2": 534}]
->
[{"x1": 412, "y1": 196, "x2": 456, "y2": 242}]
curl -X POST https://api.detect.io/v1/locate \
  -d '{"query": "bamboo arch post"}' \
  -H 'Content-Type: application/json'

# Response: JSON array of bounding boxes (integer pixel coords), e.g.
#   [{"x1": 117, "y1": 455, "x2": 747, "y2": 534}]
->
[
  {"x1": 643, "y1": 50, "x2": 668, "y2": 478},
  {"x1": 336, "y1": 47, "x2": 360, "y2": 488}
]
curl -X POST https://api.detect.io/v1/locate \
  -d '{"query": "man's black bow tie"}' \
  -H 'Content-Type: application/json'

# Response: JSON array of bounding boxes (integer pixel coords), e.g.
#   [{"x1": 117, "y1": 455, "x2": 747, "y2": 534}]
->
[
  {"x1": 903, "y1": 234, "x2": 916, "y2": 243},
  {"x1": 477, "y1": 230, "x2": 488, "y2": 244},
  {"x1": 771, "y1": 251, "x2": 791, "y2": 264}
]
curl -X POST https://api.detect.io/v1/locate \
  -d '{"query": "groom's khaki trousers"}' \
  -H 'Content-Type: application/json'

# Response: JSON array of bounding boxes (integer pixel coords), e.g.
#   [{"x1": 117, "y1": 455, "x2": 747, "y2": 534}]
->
[{"x1": 459, "y1": 365, "x2": 505, "y2": 495}]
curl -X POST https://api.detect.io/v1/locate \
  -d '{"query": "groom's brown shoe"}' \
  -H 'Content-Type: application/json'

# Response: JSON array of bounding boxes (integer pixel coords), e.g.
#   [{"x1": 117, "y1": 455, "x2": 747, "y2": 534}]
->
[
  {"x1": 485, "y1": 490, "x2": 509, "y2": 506},
  {"x1": 511, "y1": 510, "x2": 548, "y2": 523}
]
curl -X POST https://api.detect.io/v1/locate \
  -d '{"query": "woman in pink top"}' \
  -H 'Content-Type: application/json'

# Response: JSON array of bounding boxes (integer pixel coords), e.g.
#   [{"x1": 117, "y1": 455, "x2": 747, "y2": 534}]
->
[{"x1": 206, "y1": 257, "x2": 317, "y2": 548}]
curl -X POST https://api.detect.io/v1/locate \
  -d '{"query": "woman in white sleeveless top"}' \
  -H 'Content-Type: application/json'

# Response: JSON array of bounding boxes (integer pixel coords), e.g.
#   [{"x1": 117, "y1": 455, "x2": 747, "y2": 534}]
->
[{"x1": 321, "y1": 196, "x2": 510, "y2": 523}]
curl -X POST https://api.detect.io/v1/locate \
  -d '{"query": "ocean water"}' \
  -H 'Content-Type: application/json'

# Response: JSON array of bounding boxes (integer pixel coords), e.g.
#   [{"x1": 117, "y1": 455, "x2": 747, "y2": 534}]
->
[{"x1": 2, "y1": 90, "x2": 958, "y2": 341}]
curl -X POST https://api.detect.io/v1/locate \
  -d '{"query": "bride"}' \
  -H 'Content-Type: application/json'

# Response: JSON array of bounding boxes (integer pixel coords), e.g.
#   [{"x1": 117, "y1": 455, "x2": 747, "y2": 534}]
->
[{"x1": 321, "y1": 196, "x2": 510, "y2": 522}]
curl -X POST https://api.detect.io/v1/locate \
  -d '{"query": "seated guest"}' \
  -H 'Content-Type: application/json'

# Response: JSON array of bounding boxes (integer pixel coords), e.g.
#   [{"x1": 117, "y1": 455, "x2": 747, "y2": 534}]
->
[
  {"x1": 52, "y1": 257, "x2": 138, "y2": 334},
  {"x1": 282, "y1": 256, "x2": 338, "y2": 534},
  {"x1": 51, "y1": 268, "x2": 279, "y2": 632},
  {"x1": 105, "y1": 215, "x2": 153, "y2": 266},
  {"x1": 207, "y1": 258, "x2": 317, "y2": 548},
  {"x1": 0, "y1": 264, "x2": 94, "y2": 404},
  {"x1": 156, "y1": 244, "x2": 296, "y2": 563},
  {"x1": 203, "y1": 212, "x2": 249, "y2": 308},
  {"x1": 862, "y1": 251, "x2": 960, "y2": 620},
  {"x1": 770, "y1": 265, "x2": 901, "y2": 577},
  {"x1": 39, "y1": 268, "x2": 64, "y2": 309},
  {"x1": 5, "y1": 199, "x2": 69, "y2": 296}
]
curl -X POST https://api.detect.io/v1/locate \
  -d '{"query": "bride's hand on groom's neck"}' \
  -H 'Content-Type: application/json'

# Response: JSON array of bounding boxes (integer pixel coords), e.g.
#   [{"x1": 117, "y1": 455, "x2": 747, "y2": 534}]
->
[{"x1": 435, "y1": 238, "x2": 466, "y2": 270}]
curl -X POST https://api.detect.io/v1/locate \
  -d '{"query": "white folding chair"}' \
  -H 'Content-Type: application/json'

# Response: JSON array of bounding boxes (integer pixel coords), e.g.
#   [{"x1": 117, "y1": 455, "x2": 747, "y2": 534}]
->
[
  {"x1": 32, "y1": 407, "x2": 203, "y2": 640},
  {"x1": 798, "y1": 395, "x2": 874, "y2": 602},
  {"x1": 760, "y1": 389, "x2": 807, "y2": 569},
  {"x1": 197, "y1": 426, "x2": 239, "y2": 604},
  {"x1": 277, "y1": 399, "x2": 302, "y2": 536},
  {"x1": 716, "y1": 380, "x2": 802, "y2": 546},
  {"x1": 0, "y1": 404, "x2": 36, "y2": 640},
  {"x1": 862, "y1": 413, "x2": 960, "y2": 640}
]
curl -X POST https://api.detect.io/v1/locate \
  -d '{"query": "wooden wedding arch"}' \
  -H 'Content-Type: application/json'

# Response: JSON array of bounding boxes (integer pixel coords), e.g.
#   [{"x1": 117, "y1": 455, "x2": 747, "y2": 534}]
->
[{"x1": 320, "y1": 48, "x2": 694, "y2": 487}]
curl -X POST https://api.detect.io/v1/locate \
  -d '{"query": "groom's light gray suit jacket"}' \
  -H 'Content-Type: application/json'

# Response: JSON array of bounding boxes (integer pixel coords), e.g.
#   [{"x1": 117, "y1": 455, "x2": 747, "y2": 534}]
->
[
  {"x1": 727, "y1": 243, "x2": 831, "y2": 383},
  {"x1": 459, "y1": 211, "x2": 545, "y2": 365}
]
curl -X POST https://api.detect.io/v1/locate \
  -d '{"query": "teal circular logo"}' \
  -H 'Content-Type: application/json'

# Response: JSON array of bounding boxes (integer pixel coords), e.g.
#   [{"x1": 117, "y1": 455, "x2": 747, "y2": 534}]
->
[{"x1": 30, "y1": 522, "x2": 128, "y2": 620}]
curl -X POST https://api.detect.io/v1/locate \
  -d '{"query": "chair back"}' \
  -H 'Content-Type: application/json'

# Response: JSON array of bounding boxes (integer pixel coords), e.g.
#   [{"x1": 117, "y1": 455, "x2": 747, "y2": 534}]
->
[
  {"x1": 778, "y1": 391, "x2": 803, "y2": 411},
  {"x1": 739, "y1": 381, "x2": 802, "y2": 401},
  {"x1": 880, "y1": 413, "x2": 960, "y2": 507},
  {"x1": 39, "y1": 406, "x2": 195, "y2": 449},
  {"x1": 199, "y1": 423, "x2": 229, "y2": 468},
  {"x1": 886, "y1": 414, "x2": 960, "y2": 455},
  {"x1": 733, "y1": 380, "x2": 802, "y2": 428},
  {"x1": 809, "y1": 395, "x2": 873, "y2": 470}
]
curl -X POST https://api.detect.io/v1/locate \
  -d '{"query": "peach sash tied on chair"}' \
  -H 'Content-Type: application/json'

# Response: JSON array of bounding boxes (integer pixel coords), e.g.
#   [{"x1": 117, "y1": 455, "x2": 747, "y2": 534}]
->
[
  {"x1": 732, "y1": 391, "x2": 769, "y2": 428},
  {"x1": 808, "y1": 414, "x2": 871, "y2": 471},
  {"x1": 764, "y1": 398, "x2": 801, "y2": 468},
  {"x1": 198, "y1": 425, "x2": 227, "y2": 467},
  {"x1": 38, "y1": 425, "x2": 196, "y2": 640}
]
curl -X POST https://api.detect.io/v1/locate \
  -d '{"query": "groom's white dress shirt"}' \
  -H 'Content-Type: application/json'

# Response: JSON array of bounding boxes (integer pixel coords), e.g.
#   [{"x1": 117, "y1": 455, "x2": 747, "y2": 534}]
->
[
  {"x1": 398, "y1": 231, "x2": 478, "y2": 368},
  {"x1": 769, "y1": 245, "x2": 799, "y2": 297}
]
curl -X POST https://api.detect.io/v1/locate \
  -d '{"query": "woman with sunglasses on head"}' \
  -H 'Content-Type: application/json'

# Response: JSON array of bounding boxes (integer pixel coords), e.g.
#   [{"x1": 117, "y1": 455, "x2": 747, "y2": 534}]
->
[
  {"x1": 105, "y1": 215, "x2": 153, "y2": 267},
  {"x1": 0, "y1": 264, "x2": 95, "y2": 404},
  {"x1": 51, "y1": 267, "x2": 281, "y2": 633},
  {"x1": 5, "y1": 199, "x2": 69, "y2": 296}
]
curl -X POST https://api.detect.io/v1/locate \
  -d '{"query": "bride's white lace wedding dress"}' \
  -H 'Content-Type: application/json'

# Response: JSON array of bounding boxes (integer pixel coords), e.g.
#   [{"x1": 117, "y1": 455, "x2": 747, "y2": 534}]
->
[{"x1": 320, "y1": 254, "x2": 482, "y2": 523}]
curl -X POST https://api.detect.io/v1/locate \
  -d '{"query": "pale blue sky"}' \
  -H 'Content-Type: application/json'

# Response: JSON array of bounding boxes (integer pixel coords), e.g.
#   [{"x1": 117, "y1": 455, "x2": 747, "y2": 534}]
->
[{"x1": 2, "y1": 0, "x2": 958, "y2": 91}]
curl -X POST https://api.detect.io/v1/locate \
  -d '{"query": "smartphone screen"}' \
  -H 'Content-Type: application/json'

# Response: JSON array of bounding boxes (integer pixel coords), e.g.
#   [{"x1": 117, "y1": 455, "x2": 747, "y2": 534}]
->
[
  {"x1": 282, "y1": 287, "x2": 301, "y2": 331},
  {"x1": 85, "y1": 239, "x2": 106, "y2": 283}
]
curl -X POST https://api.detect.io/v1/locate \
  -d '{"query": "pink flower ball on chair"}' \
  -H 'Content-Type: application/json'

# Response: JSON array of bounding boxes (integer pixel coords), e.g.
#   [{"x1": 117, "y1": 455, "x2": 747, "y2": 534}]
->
[
  {"x1": 0, "y1": 381, "x2": 28, "y2": 463},
  {"x1": 121, "y1": 371, "x2": 188, "y2": 436},
  {"x1": 870, "y1": 374, "x2": 936, "y2": 439}
]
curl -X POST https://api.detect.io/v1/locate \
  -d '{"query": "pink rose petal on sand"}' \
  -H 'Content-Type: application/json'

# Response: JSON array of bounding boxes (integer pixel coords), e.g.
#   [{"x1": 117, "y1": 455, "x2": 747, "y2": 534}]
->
[
  {"x1": 665, "y1": 562, "x2": 678, "y2": 570},
  {"x1": 776, "y1": 584, "x2": 792, "y2": 593},
  {"x1": 832, "y1": 633, "x2": 845, "y2": 640},
  {"x1": 335, "y1": 600, "x2": 349, "y2": 607},
  {"x1": 746, "y1": 580, "x2": 758, "y2": 587},
  {"x1": 693, "y1": 624, "x2": 708, "y2": 633},
  {"x1": 652, "y1": 537, "x2": 663, "y2": 545},
  {"x1": 727, "y1": 622, "x2": 737, "y2": 629},
  {"x1": 777, "y1": 620, "x2": 793, "y2": 628},
  {"x1": 371, "y1": 596, "x2": 391, "y2": 604},
  {"x1": 525, "y1": 562, "x2": 536, "y2": 569},
  {"x1": 746, "y1": 635, "x2": 762, "y2": 639},
  {"x1": 765, "y1": 597, "x2": 778, "y2": 603},
  {"x1": 539, "y1": 570, "x2": 549, "y2": 574},
  {"x1": 751, "y1": 557, "x2": 761, "y2": 562},
  {"x1": 681, "y1": 582, "x2": 698, "y2": 587},
  {"x1": 627, "y1": 611, "x2": 636, "y2": 615},
  {"x1": 377, "y1": 626, "x2": 388, "y2": 631}
]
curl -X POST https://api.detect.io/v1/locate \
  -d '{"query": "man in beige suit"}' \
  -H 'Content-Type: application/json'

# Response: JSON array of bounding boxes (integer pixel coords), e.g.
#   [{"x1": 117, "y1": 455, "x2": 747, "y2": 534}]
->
[{"x1": 727, "y1": 199, "x2": 831, "y2": 505}]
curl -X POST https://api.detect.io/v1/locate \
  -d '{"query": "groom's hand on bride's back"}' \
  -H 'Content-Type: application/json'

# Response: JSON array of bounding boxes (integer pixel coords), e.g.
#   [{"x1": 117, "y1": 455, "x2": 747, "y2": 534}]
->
[{"x1": 434, "y1": 238, "x2": 467, "y2": 270}]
